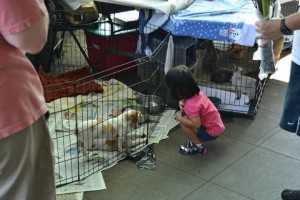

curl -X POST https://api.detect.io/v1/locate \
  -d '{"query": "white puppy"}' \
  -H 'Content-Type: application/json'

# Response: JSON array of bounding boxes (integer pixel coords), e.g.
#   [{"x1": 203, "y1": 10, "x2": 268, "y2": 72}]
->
[{"x1": 64, "y1": 109, "x2": 146, "y2": 159}]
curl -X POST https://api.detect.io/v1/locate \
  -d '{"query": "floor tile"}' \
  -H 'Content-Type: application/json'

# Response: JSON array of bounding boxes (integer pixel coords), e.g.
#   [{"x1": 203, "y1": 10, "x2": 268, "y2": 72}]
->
[
  {"x1": 260, "y1": 129, "x2": 300, "y2": 160},
  {"x1": 183, "y1": 182, "x2": 251, "y2": 200},
  {"x1": 211, "y1": 147, "x2": 300, "y2": 200},
  {"x1": 84, "y1": 159, "x2": 206, "y2": 200},
  {"x1": 155, "y1": 129, "x2": 255, "y2": 180},
  {"x1": 222, "y1": 108, "x2": 281, "y2": 145}
]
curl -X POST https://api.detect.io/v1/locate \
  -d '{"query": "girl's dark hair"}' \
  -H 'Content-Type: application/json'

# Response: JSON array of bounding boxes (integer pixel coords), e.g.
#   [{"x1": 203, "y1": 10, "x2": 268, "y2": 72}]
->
[{"x1": 165, "y1": 65, "x2": 200, "y2": 100}]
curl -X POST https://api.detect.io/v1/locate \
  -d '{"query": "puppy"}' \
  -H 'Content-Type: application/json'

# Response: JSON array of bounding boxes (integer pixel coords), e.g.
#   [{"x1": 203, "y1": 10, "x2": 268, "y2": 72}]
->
[{"x1": 64, "y1": 109, "x2": 146, "y2": 159}]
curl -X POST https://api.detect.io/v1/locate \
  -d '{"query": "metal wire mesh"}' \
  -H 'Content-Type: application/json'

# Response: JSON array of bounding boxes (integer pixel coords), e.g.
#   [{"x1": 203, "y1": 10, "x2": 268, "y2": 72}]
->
[{"x1": 44, "y1": 3, "x2": 170, "y2": 186}]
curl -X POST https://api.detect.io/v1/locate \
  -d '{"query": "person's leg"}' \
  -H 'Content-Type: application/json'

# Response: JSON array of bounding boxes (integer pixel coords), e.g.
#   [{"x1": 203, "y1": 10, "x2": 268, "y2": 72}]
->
[
  {"x1": 0, "y1": 116, "x2": 56, "y2": 200},
  {"x1": 33, "y1": 116, "x2": 56, "y2": 200},
  {"x1": 179, "y1": 123, "x2": 202, "y2": 144},
  {"x1": 179, "y1": 124, "x2": 211, "y2": 156},
  {"x1": 279, "y1": 62, "x2": 300, "y2": 199},
  {"x1": 279, "y1": 61, "x2": 300, "y2": 135}
]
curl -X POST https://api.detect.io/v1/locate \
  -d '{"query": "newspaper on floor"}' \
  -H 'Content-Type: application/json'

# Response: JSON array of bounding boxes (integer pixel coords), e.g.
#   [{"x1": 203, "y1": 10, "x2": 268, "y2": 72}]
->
[
  {"x1": 56, "y1": 192, "x2": 83, "y2": 200},
  {"x1": 148, "y1": 108, "x2": 178, "y2": 144},
  {"x1": 56, "y1": 171, "x2": 106, "y2": 196}
]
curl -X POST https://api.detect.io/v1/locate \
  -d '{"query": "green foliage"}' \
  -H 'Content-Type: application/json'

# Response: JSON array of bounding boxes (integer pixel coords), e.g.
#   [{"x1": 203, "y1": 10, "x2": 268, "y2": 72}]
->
[{"x1": 253, "y1": 0, "x2": 273, "y2": 17}]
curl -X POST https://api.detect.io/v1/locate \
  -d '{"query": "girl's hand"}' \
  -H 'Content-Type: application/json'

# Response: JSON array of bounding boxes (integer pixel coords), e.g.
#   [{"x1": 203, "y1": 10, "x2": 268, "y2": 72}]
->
[{"x1": 179, "y1": 100, "x2": 184, "y2": 111}]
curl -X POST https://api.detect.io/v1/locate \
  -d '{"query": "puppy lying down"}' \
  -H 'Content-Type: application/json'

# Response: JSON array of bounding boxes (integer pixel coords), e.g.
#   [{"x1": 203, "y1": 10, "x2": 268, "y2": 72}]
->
[{"x1": 63, "y1": 109, "x2": 147, "y2": 159}]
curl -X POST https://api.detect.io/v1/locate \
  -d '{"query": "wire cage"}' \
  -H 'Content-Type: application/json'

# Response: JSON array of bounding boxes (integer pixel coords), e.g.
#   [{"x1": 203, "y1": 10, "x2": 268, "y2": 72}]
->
[
  {"x1": 139, "y1": 32, "x2": 263, "y2": 118},
  {"x1": 44, "y1": 3, "x2": 170, "y2": 187},
  {"x1": 195, "y1": 40, "x2": 262, "y2": 118},
  {"x1": 138, "y1": 32, "x2": 198, "y2": 107}
]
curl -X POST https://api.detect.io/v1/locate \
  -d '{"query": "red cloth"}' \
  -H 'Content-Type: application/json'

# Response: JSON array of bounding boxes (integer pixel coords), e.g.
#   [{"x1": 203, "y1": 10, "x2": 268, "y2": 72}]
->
[{"x1": 38, "y1": 66, "x2": 104, "y2": 102}]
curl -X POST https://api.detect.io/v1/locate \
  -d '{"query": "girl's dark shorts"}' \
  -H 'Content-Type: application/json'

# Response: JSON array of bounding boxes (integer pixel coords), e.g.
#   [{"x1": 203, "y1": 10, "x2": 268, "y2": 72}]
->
[{"x1": 196, "y1": 126, "x2": 218, "y2": 141}]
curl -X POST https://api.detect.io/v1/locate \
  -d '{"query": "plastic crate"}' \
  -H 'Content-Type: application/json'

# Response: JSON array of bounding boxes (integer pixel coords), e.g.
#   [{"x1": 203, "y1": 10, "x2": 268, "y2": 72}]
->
[{"x1": 85, "y1": 22, "x2": 138, "y2": 76}]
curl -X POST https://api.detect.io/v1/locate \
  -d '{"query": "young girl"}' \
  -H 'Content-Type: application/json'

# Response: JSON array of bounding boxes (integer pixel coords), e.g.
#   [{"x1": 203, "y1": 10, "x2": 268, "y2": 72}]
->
[{"x1": 165, "y1": 65, "x2": 225, "y2": 156}]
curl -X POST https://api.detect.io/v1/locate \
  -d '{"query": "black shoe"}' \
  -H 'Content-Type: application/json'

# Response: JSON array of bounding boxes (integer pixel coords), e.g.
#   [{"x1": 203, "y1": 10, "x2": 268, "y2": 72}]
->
[{"x1": 281, "y1": 189, "x2": 300, "y2": 200}]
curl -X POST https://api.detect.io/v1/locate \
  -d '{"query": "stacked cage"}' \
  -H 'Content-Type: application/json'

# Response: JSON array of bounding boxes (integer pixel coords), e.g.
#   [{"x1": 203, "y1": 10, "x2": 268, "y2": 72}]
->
[
  {"x1": 191, "y1": 1, "x2": 299, "y2": 118},
  {"x1": 143, "y1": 32, "x2": 263, "y2": 118},
  {"x1": 45, "y1": 3, "x2": 169, "y2": 187},
  {"x1": 194, "y1": 40, "x2": 262, "y2": 118}
]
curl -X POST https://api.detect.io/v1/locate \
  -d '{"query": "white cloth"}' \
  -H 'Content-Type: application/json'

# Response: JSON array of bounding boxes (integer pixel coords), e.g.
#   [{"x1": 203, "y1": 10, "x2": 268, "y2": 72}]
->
[
  {"x1": 278, "y1": 0, "x2": 298, "y2": 4},
  {"x1": 164, "y1": 35, "x2": 174, "y2": 74},
  {"x1": 94, "y1": 0, "x2": 195, "y2": 15},
  {"x1": 144, "y1": 11, "x2": 169, "y2": 34},
  {"x1": 94, "y1": 0, "x2": 195, "y2": 33}
]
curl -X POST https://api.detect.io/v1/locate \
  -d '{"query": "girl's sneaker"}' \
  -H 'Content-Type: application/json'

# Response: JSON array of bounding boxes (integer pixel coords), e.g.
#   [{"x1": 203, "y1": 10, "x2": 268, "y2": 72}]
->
[{"x1": 179, "y1": 141, "x2": 207, "y2": 156}]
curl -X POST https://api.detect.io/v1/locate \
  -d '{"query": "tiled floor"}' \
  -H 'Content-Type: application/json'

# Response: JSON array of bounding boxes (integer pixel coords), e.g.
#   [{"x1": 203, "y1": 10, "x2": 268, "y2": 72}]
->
[{"x1": 83, "y1": 53, "x2": 300, "y2": 200}]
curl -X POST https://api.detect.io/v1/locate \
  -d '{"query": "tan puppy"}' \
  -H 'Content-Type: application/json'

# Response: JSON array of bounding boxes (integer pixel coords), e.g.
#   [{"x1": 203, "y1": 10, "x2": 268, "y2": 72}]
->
[{"x1": 64, "y1": 109, "x2": 146, "y2": 158}]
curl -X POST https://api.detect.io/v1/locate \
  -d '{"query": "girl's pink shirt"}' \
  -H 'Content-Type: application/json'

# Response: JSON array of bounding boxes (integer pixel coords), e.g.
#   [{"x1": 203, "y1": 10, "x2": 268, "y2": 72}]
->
[
  {"x1": 184, "y1": 91, "x2": 225, "y2": 137},
  {"x1": 0, "y1": 0, "x2": 48, "y2": 139}
]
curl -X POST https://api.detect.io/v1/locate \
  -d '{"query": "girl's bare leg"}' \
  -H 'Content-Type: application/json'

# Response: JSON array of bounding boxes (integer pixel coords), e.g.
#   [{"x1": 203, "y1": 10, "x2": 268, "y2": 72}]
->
[{"x1": 180, "y1": 123, "x2": 203, "y2": 144}]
